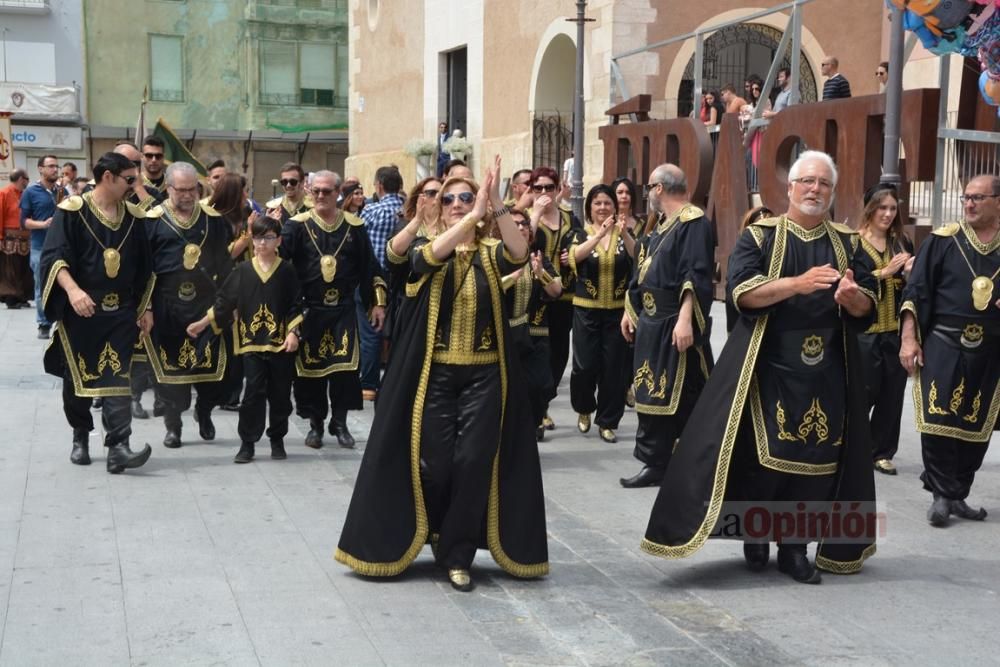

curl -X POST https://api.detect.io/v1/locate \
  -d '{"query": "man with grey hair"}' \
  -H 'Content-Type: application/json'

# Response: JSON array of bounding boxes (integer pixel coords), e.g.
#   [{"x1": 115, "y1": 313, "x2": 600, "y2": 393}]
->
[
  {"x1": 619, "y1": 163, "x2": 715, "y2": 488},
  {"x1": 144, "y1": 161, "x2": 233, "y2": 448},
  {"x1": 642, "y1": 150, "x2": 878, "y2": 584},
  {"x1": 281, "y1": 170, "x2": 387, "y2": 449},
  {"x1": 899, "y1": 173, "x2": 1000, "y2": 527}
]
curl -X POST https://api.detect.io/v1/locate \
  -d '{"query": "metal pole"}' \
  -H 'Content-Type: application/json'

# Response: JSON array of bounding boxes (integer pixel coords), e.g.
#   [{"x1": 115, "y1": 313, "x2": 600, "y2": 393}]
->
[
  {"x1": 931, "y1": 56, "x2": 950, "y2": 228},
  {"x1": 882, "y1": 5, "x2": 906, "y2": 185},
  {"x1": 693, "y1": 35, "x2": 704, "y2": 121},
  {"x1": 571, "y1": 0, "x2": 587, "y2": 222},
  {"x1": 789, "y1": 3, "x2": 802, "y2": 105}
]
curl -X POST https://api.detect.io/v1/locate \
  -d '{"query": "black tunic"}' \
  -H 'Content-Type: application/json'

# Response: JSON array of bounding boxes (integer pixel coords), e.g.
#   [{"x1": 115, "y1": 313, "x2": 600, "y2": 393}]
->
[
  {"x1": 207, "y1": 257, "x2": 303, "y2": 354},
  {"x1": 625, "y1": 204, "x2": 715, "y2": 416},
  {"x1": 280, "y1": 209, "x2": 386, "y2": 378},
  {"x1": 900, "y1": 221, "x2": 1000, "y2": 443},
  {"x1": 642, "y1": 216, "x2": 878, "y2": 573},
  {"x1": 40, "y1": 194, "x2": 153, "y2": 397},
  {"x1": 143, "y1": 201, "x2": 233, "y2": 384},
  {"x1": 335, "y1": 236, "x2": 548, "y2": 578}
]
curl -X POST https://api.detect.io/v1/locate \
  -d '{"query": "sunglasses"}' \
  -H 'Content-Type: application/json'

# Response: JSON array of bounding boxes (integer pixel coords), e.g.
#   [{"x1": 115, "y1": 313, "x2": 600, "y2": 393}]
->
[
  {"x1": 143, "y1": 153, "x2": 164, "y2": 160},
  {"x1": 280, "y1": 178, "x2": 300, "y2": 187},
  {"x1": 312, "y1": 187, "x2": 335, "y2": 196},
  {"x1": 514, "y1": 219, "x2": 531, "y2": 227},
  {"x1": 117, "y1": 174, "x2": 137, "y2": 185},
  {"x1": 875, "y1": 71, "x2": 887, "y2": 77},
  {"x1": 252, "y1": 235, "x2": 279, "y2": 243},
  {"x1": 440, "y1": 191, "x2": 475, "y2": 206},
  {"x1": 531, "y1": 183, "x2": 557, "y2": 193},
  {"x1": 421, "y1": 188, "x2": 440, "y2": 198}
]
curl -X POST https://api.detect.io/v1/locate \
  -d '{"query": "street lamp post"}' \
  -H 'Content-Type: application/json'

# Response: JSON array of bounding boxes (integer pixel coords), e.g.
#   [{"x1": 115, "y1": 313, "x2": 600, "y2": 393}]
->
[
  {"x1": 568, "y1": 1, "x2": 593, "y2": 222},
  {"x1": 882, "y1": 4, "x2": 905, "y2": 186}
]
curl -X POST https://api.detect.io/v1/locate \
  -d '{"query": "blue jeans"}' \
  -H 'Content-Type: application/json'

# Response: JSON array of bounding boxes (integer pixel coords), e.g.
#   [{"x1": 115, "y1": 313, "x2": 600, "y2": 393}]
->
[
  {"x1": 356, "y1": 297, "x2": 382, "y2": 391},
  {"x1": 29, "y1": 244, "x2": 50, "y2": 327}
]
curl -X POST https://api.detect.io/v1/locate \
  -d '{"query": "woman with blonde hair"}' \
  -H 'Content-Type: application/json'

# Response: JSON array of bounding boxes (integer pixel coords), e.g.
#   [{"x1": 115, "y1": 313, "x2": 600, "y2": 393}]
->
[
  {"x1": 337, "y1": 157, "x2": 548, "y2": 592},
  {"x1": 856, "y1": 184, "x2": 913, "y2": 476}
]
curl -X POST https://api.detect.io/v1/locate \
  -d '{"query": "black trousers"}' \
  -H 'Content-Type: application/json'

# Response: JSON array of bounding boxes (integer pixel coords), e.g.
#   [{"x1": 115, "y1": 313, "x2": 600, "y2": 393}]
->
[
  {"x1": 547, "y1": 300, "x2": 573, "y2": 400},
  {"x1": 62, "y1": 368, "x2": 131, "y2": 444},
  {"x1": 740, "y1": 459, "x2": 837, "y2": 547},
  {"x1": 570, "y1": 307, "x2": 627, "y2": 429},
  {"x1": 238, "y1": 352, "x2": 294, "y2": 443},
  {"x1": 920, "y1": 433, "x2": 990, "y2": 500},
  {"x1": 859, "y1": 331, "x2": 907, "y2": 461},
  {"x1": 420, "y1": 363, "x2": 501, "y2": 570},
  {"x1": 159, "y1": 381, "x2": 226, "y2": 428},
  {"x1": 633, "y1": 413, "x2": 683, "y2": 469},
  {"x1": 520, "y1": 336, "x2": 553, "y2": 427},
  {"x1": 294, "y1": 371, "x2": 362, "y2": 421},
  {"x1": 220, "y1": 328, "x2": 243, "y2": 405}
]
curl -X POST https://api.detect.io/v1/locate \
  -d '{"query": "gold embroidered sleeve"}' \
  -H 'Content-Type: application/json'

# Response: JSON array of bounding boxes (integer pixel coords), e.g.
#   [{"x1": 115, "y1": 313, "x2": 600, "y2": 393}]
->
[
  {"x1": 624, "y1": 295, "x2": 639, "y2": 327},
  {"x1": 137, "y1": 275, "x2": 156, "y2": 315},
  {"x1": 501, "y1": 273, "x2": 518, "y2": 292},
  {"x1": 285, "y1": 313, "x2": 305, "y2": 334},
  {"x1": 207, "y1": 307, "x2": 223, "y2": 335},
  {"x1": 373, "y1": 277, "x2": 388, "y2": 307},
  {"x1": 680, "y1": 280, "x2": 707, "y2": 333},
  {"x1": 567, "y1": 243, "x2": 579, "y2": 276},
  {"x1": 386, "y1": 238, "x2": 409, "y2": 265},
  {"x1": 420, "y1": 241, "x2": 446, "y2": 268},
  {"x1": 42, "y1": 259, "x2": 70, "y2": 311},
  {"x1": 730, "y1": 274, "x2": 772, "y2": 314}
]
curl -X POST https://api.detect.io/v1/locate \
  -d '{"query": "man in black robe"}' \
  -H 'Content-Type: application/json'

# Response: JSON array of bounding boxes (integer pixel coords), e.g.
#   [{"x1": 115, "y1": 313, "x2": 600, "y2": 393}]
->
[
  {"x1": 266, "y1": 162, "x2": 313, "y2": 224},
  {"x1": 642, "y1": 151, "x2": 877, "y2": 584},
  {"x1": 280, "y1": 171, "x2": 386, "y2": 448},
  {"x1": 620, "y1": 164, "x2": 715, "y2": 488},
  {"x1": 899, "y1": 174, "x2": 1000, "y2": 526},
  {"x1": 40, "y1": 152, "x2": 153, "y2": 473},
  {"x1": 144, "y1": 162, "x2": 233, "y2": 448}
]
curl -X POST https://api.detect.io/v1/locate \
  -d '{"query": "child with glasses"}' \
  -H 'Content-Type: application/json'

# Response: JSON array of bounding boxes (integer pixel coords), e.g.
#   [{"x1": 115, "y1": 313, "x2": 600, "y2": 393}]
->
[{"x1": 187, "y1": 215, "x2": 303, "y2": 463}]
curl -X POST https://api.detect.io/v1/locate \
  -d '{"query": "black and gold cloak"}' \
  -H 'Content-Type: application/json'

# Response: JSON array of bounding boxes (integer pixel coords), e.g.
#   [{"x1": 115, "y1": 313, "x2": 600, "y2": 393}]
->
[
  {"x1": 900, "y1": 221, "x2": 1000, "y2": 442},
  {"x1": 40, "y1": 194, "x2": 153, "y2": 397},
  {"x1": 335, "y1": 237, "x2": 548, "y2": 578},
  {"x1": 143, "y1": 201, "x2": 233, "y2": 384},
  {"x1": 625, "y1": 204, "x2": 715, "y2": 416},
  {"x1": 532, "y1": 209, "x2": 580, "y2": 305},
  {"x1": 641, "y1": 216, "x2": 878, "y2": 573},
  {"x1": 280, "y1": 209, "x2": 387, "y2": 379},
  {"x1": 207, "y1": 257, "x2": 304, "y2": 353},
  {"x1": 266, "y1": 194, "x2": 313, "y2": 224}
]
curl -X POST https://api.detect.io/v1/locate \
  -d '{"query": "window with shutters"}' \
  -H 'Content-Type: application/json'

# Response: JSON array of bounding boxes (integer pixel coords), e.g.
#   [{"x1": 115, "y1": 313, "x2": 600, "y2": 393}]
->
[
  {"x1": 259, "y1": 40, "x2": 346, "y2": 108},
  {"x1": 149, "y1": 35, "x2": 184, "y2": 102}
]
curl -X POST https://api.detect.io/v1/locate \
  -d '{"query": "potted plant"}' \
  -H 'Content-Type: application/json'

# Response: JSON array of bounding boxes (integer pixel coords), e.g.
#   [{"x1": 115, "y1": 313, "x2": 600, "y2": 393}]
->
[
  {"x1": 404, "y1": 139, "x2": 437, "y2": 178},
  {"x1": 442, "y1": 133, "x2": 472, "y2": 162}
]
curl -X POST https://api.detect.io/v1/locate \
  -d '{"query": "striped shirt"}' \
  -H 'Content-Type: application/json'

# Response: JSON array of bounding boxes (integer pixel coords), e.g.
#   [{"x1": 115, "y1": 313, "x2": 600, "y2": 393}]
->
[{"x1": 823, "y1": 74, "x2": 851, "y2": 100}]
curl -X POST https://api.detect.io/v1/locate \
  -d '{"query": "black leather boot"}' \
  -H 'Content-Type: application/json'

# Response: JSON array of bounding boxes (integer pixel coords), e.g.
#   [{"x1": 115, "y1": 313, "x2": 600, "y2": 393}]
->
[
  {"x1": 305, "y1": 417, "x2": 324, "y2": 449},
  {"x1": 270, "y1": 438, "x2": 287, "y2": 460},
  {"x1": 777, "y1": 545, "x2": 822, "y2": 584},
  {"x1": 163, "y1": 413, "x2": 182, "y2": 449},
  {"x1": 131, "y1": 397, "x2": 149, "y2": 419},
  {"x1": 106, "y1": 440, "x2": 152, "y2": 474},
  {"x1": 234, "y1": 441, "x2": 254, "y2": 464},
  {"x1": 196, "y1": 406, "x2": 215, "y2": 441},
  {"x1": 927, "y1": 494, "x2": 951, "y2": 527},
  {"x1": 70, "y1": 428, "x2": 91, "y2": 465},
  {"x1": 329, "y1": 409, "x2": 355, "y2": 449},
  {"x1": 743, "y1": 542, "x2": 770, "y2": 571},
  {"x1": 619, "y1": 466, "x2": 664, "y2": 488},
  {"x1": 950, "y1": 499, "x2": 987, "y2": 521}
]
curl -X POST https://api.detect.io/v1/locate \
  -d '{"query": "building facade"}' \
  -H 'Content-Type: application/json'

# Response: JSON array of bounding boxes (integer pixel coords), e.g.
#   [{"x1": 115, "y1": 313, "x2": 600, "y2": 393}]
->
[
  {"x1": 0, "y1": 0, "x2": 87, "y2": 175},
  {"x1": 83, "y1": 0, "x2": 349, "y2": 199},
  {"x1": 346, "y1": 0, "x2": 954, "y2": 192}
]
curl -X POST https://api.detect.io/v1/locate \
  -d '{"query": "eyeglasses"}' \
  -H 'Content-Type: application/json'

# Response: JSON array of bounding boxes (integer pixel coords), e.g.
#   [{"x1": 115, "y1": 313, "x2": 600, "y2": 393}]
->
[
  {"x1": 168, "y1": 184, "x2": 198, "y2": 194},
  {"x1": 41, "y1": 163, "x2": 59, "y2": 169},
  {"x1": 312, "y1": 187, "x2": 336, "y2": 196},
  {"x1": 792, "y1": 176, "x2": 834, "y2": 189},
  {"x1": 440, "y1": 191, "x2": 475, "y2": 206},
  {"x1": 252, "y1": 235, "x2": 279, "y2": 243},
  {"x1": 514, "y1": 219, "x2": 531, "y2": 228},
  {"x1": 643, "y1": 182, "x2": 662, "y2": 195},
  {"x1": 531, "y1": 183, "x2": 557, "y2": 193},
  {"x1": 280, "y1": 178, "x2": 300, "y2": 187},
  {"x1": 420, "y1": 188, "x2": 440, "y2": 198},
  {"x1": 875, "y1": 71, "x2": 887, "y2": 77},
  {"x1": 143, "y1": 153, "x2": 164, "y2": 161},
  {"x1": 962, "y1": 194, "x2": 999, "y2": 204}
]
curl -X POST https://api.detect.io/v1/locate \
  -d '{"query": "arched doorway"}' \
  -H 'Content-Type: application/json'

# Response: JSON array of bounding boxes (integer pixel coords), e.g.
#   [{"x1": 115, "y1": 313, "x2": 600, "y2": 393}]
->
[
  {"x1": 532, "y1": 34, "x2": 575, "y2": 169},
  {"x1": 677, "y1": 23, "x2": 818, "y2": 117}
]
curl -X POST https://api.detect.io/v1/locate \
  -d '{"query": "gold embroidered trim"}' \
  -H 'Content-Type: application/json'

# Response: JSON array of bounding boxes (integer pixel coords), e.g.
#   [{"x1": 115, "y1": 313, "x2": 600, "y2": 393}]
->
[
  {"x1": 913, "y1": 370, "x2": 1000, "y2": 442},
  {"x1": 815, "y1": 544, "x2": 877, "y2": 574}
]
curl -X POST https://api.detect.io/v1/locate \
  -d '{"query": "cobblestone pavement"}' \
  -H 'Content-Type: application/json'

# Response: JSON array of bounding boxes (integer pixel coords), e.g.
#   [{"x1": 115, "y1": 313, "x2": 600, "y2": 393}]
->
[{"x1": 0, "y1": 303, "x2": 997, "y2": 665}]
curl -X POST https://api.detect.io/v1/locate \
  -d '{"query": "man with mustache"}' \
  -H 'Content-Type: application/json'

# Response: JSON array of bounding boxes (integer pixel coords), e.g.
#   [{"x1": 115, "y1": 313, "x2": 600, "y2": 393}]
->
[{"x1": 642, "y1": 151, "x2": 878, "y2": 584}]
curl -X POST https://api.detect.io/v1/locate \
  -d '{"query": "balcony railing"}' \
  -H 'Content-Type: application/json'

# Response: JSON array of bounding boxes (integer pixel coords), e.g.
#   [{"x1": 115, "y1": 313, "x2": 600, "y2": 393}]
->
[{"x1": 0, "y1": 81, "x2": 81, "y2": 122}]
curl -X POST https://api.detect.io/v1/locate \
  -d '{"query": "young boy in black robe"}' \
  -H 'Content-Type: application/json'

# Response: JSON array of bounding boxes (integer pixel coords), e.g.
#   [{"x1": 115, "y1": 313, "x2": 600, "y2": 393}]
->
[{"x1": 187, "y1": 216, "x2": 303, "y2": 463}]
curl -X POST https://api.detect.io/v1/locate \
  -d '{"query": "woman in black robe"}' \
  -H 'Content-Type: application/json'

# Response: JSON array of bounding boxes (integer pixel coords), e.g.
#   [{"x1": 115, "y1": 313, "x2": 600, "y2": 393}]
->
[{"x1": 336, "y1": 158, "x2": 548, "y2": 591}]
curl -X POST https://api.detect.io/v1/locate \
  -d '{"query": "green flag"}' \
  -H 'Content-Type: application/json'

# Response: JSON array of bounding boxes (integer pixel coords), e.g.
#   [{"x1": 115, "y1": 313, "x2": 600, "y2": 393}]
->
[{"x1": 151, "y1": 118, "x2": 207, "y2": 176}]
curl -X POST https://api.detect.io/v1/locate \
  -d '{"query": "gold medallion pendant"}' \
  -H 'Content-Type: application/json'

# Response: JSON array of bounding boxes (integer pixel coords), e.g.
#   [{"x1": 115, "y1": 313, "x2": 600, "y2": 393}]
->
[
  {"x1": 972, "y1": 276, "x2": 994, "y2": 311},
  {"x1": 183, "y1": 243, "x2": 202, "y2": 270},
  {"x1": 320, "y1": 254, "x2": 337, "y2": 283},
  {"x1": 103, "y1": 248, "x2": 121, "y2": 278}
]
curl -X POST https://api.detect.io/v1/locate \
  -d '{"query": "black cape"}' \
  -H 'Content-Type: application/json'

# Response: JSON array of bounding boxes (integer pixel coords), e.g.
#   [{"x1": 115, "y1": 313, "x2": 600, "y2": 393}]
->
[{"x1": 335, "y1": 239, "x2": 548, "y2": 578}]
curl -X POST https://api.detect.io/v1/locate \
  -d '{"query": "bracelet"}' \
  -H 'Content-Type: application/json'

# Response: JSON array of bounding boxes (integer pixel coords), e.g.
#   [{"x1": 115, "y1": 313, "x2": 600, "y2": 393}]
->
[{"x1": 492, "y1": 205, "x2": 511, "y2": 220}]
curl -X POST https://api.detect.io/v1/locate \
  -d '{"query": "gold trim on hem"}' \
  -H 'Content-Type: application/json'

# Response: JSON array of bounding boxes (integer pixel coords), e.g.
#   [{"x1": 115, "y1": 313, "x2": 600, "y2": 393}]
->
[
  {"x1": 815, "y1": 543, "x2": 877, "y2": 574},
  {"x1": 912, "y1": 370, "x2": 1000, "y2": 442},
  {"x1": 749, "y1": 378, "x2": 840, "y2": 476},
  {"x1": 295, "y1": 334, "x2": 360, "y2": 377}
]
